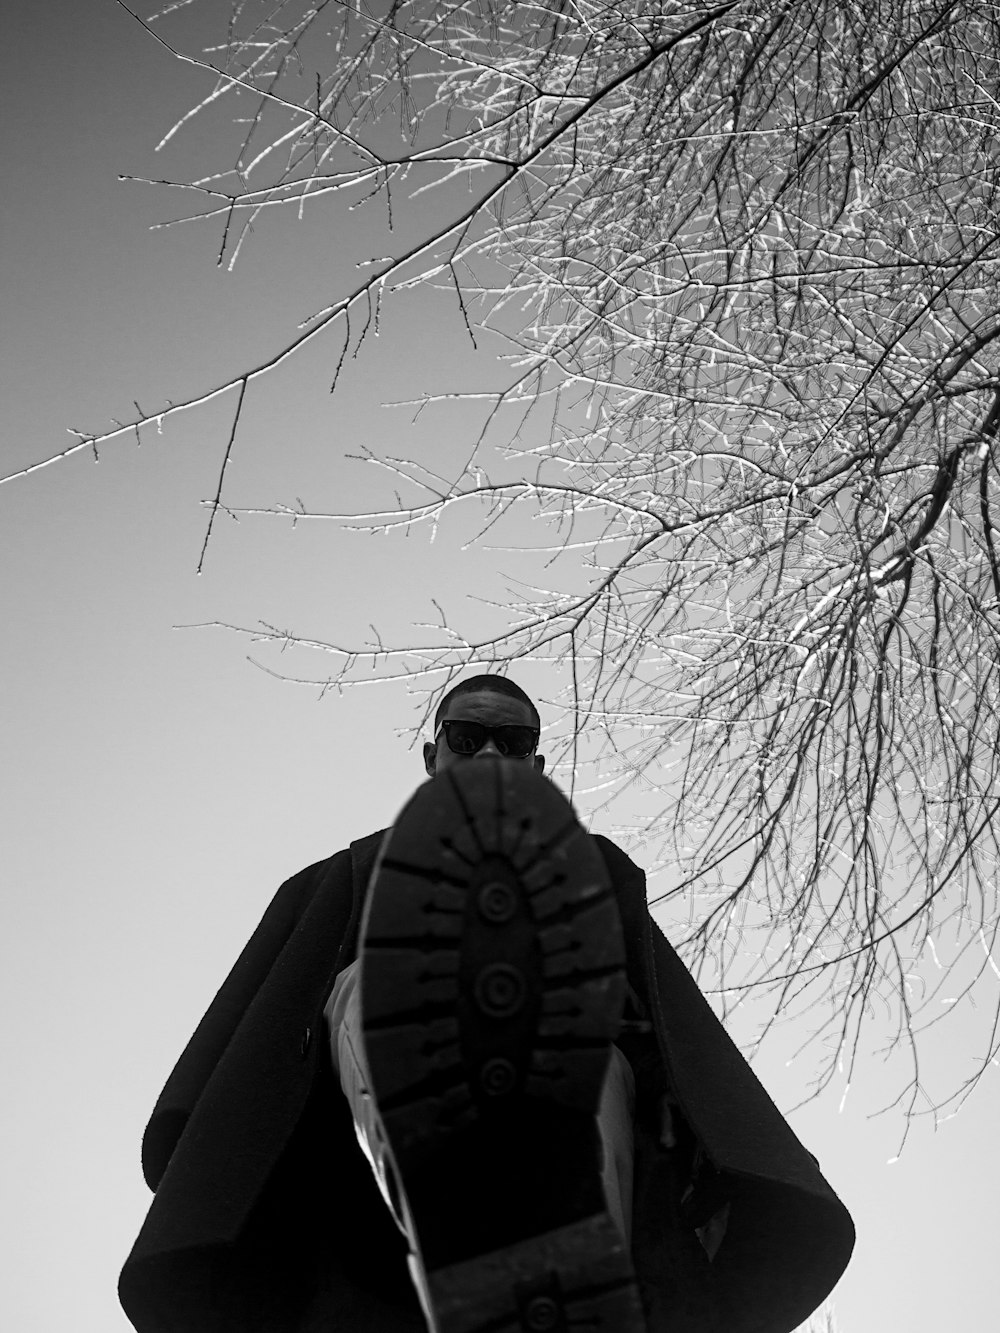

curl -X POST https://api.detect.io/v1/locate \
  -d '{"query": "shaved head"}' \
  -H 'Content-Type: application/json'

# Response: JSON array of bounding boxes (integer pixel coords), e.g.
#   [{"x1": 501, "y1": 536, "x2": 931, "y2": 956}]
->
[{"x1": 433, "y1": 675, "x2": 540, "y2": 732}]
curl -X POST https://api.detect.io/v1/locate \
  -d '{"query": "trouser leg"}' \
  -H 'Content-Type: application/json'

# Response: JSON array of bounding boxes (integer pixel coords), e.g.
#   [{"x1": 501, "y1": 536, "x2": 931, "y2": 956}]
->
[
  {"x1": 326, "y1": 958, "x2": 435, "y2": 1322},
  {"x1": 596, "y1": 1037, "x2": 636, "y2": 1248},
  {"x1": 325, "y1": 958, "x2": 409, "y2": 1237},
  {"x1": 325, "y1": 959, "x2": 636, "y2": 1249}
]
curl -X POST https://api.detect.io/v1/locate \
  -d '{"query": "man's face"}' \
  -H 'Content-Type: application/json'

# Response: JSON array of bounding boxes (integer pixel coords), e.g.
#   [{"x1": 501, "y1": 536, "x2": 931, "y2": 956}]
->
[{"x1": 423, "y1": 688, "x2": 545, "y2": 777}]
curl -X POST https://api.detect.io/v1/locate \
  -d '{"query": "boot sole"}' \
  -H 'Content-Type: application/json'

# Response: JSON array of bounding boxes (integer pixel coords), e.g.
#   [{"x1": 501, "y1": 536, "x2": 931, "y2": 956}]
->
[{"x1": 359, "y1": 761, "x2": 645, "y2": 1332}]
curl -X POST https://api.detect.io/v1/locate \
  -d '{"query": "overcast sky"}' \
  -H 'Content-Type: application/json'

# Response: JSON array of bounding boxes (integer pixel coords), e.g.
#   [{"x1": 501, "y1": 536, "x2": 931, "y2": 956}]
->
[{"x1": 3, "y1": 5, "x2": 999, "y2": 1332}]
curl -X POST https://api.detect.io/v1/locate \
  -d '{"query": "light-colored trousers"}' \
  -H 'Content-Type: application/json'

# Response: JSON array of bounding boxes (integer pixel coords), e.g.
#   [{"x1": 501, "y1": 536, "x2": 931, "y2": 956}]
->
[{"x1": 324, "y1": 960, "x2": 636, "y2": 1257}]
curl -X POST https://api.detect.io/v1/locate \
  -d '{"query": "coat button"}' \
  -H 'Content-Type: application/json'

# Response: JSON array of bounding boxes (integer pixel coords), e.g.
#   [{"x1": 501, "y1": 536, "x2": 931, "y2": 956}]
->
[{"x1": 299, "y1": 1026, "x2": 312, "y2": 1058}]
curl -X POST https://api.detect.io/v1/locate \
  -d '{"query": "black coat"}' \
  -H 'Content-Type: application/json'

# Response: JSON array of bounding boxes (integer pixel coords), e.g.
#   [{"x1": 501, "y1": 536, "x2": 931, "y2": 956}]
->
[{"x1": 119, "y1": 831, "x2": 854, "y2": 1333}]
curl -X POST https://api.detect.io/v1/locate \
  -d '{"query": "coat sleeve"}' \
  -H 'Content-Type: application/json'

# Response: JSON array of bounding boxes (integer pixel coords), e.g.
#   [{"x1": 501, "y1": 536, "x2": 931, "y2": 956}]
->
[{"x1": 140, "y1": 855, "x2": 341, "y2": 1191}]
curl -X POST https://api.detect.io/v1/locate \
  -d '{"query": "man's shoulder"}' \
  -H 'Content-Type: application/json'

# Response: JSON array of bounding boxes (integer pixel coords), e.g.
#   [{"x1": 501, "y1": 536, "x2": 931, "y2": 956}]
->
[
  {"x1": 283, "y1": 828, "x2": 388, "y2": 894},
  {"x1": 591, "y1": 832, "x2": 645, "y2": 884}
]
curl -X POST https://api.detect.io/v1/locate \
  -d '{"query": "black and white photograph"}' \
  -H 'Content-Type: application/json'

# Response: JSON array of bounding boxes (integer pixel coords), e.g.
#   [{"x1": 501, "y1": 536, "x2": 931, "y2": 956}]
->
[{"x1": 4, "y1": 4, "x2": 999, "y2": 1331}]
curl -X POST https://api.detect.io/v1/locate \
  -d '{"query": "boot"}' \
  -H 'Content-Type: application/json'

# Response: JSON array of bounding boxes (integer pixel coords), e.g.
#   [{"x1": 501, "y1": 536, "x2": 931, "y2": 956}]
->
[{"x1": 357, "y1": 759, "x2": 647, "y2": 1333}]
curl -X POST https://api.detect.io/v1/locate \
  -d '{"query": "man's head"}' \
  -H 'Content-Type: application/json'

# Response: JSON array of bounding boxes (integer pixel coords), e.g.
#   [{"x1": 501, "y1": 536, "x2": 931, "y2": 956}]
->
[{"x1": 423, "y1": 675, "x2": 544, "y2": 777}]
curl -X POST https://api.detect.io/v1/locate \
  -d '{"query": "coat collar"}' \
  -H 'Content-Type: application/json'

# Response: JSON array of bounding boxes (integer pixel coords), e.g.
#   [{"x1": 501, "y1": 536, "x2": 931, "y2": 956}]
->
[{"x1": 342, "y1": 829, "x2": 389, "y2": 965}]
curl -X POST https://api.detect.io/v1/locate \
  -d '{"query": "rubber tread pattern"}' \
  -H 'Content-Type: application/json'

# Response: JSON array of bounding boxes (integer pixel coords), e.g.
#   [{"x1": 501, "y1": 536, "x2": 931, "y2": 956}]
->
[
  {"x1": 360, "y1": 763, "x2": 626, "y2": 1151},
  {"x1": 428, "y1": 1214, "x2": 645, "y2": 1333},
  {"x1": 357, "y1": 761, "x2": 645, "y2": 1332}
]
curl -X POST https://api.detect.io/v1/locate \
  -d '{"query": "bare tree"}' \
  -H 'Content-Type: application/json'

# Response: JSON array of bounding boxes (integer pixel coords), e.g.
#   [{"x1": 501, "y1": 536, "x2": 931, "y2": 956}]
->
[{"x1": 9, "y1": 1, "x2": 1000, "y2": 1139}]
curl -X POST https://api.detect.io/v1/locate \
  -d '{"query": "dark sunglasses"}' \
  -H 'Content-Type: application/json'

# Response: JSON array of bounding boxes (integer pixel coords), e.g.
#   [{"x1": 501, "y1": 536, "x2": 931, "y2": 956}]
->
[{"x1": 436, "y1": 719, "x2": 540, "y2": 759}]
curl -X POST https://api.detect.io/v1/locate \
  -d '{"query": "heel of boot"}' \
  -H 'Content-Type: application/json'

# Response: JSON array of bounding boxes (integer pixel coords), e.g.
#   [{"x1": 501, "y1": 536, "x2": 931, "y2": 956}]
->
[{"x1": 425, "y1": 1213, "x2": 646, "y2": 1333}]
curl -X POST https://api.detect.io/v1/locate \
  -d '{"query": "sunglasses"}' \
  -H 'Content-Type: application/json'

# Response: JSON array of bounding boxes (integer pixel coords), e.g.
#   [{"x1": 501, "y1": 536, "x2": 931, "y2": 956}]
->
[{"x1": 436, "y1": 719, "x2": 540, "y2": 759}]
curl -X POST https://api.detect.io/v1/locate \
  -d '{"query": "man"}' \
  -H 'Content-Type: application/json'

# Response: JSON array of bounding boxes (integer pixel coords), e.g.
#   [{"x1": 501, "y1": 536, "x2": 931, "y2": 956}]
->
[{"x1": 120, "y1": 675, "x2": 854, "y2": 1333}]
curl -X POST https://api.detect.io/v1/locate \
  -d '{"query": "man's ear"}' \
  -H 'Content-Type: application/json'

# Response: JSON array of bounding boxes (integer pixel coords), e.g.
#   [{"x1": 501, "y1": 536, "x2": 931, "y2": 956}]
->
[
  {"x1": 423, "y1": 740, "x2": 437, "y2": 776},
  {"x1": 533, "y1": 753, "x2": 545, "y2": 775}
]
